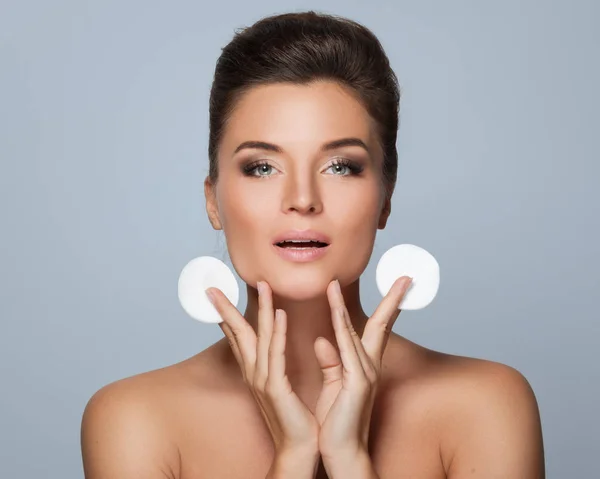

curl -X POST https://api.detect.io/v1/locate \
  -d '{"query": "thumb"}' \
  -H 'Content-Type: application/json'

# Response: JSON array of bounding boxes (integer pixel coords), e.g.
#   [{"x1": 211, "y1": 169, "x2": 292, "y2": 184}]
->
[{"x1": 314, "y1": 337, "x2": 343, "y2": 384}]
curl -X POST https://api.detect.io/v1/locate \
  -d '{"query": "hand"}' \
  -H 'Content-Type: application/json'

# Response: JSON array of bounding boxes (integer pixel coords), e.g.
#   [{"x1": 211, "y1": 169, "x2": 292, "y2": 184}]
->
[
  {"x1": 206, "y1": 281, "x2": 320, "y2": 457},
  {"x1": 313, "y1": 276, "x2": 413, "y2": 461}
]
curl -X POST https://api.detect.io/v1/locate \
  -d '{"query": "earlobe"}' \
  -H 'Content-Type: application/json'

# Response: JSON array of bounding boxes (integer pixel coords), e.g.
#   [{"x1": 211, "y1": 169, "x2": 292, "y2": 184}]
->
[
  {"x1": 378, "y1": 214, "x2": 388, "y2": 230},
  {"x1": 211, "y1": 216, "x2": 223, "y2": 230},
  {"x1": 207, "y1": 211, "x2": 222, "y2": 230},
  {"x1": 378, "y1": 199, "x2": 391, "y2": 230},
  {"x1": 206, "y1": 206, "x2": 222, "y2": 230},
  {"x1": 204, "y1": 177, "x2": 222, "y2": 230}
]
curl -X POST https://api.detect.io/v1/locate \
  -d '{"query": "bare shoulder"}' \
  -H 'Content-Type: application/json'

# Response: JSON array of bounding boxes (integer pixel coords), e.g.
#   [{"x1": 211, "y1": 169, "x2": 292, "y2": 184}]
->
[
  {"x1": 387, "y1": 335, "x2": 544, "y2": 476},
  {"x1": 81, "y1": 343, "x2": 225, "y2": 479}
]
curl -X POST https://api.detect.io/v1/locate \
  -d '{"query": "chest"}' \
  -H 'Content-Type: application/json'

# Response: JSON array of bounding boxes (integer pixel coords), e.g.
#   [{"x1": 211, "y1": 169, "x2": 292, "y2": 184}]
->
[{"x1": 175, "y1": 392, "x2": 447, "y2": 479}]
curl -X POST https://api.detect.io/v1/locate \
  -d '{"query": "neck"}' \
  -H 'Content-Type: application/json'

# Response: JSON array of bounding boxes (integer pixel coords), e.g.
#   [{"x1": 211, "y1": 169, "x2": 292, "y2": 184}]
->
[{"x1": 242, "y1": 277, "x2": 369, "y2": 404}]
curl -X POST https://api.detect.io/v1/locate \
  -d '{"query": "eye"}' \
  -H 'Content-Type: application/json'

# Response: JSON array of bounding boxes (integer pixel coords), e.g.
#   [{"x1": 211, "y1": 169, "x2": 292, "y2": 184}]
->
[
  {"x1": 325, "y1": 158, "x2": 364, "y2": 176},
  {"x1": 242, "y1": 160, "x2": 276, "y2": 178},
  {"x1": 241, "y1": 157, "x2": 364, "y2": 178}
]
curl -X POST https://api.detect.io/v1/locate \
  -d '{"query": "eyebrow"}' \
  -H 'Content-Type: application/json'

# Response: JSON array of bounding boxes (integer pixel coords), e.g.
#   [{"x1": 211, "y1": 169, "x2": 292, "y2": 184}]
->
[{"x1": 233, "y1": 137, "x2": 371, "y2": 156}]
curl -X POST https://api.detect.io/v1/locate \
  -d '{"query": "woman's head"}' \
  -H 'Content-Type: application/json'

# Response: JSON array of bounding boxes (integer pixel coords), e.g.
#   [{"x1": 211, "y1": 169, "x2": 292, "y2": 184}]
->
[{"x1": 205, "y1": 10, "x2": 401, "y2": 300}]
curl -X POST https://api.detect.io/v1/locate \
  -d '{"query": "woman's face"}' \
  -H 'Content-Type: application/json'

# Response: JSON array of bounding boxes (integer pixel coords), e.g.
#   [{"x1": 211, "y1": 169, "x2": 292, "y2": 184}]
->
[{"x1": 205, "y1": 80, "x2": 391, "y2": 300}]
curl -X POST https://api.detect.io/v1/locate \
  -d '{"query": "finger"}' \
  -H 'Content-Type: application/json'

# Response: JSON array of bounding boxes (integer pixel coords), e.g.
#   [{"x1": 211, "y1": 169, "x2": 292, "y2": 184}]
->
[
  {"x1": 255, "y1": 281, "x2": 275, "y2": 388},
  {"x1": 362, "y1": 276, "x2": 412, "y2": 361},
  {"x1": 340, "y1": 304, "x2": 377, "y2": 382},
  {"x1": 326, "y1": 280, "x2": 364, "y2": 376},
  {"x1": 207, "y1": 287, "x2": 257, "y2": 379},
  {"x1": 268, "y1": 309, "x2": 288, "y2": 388},
  {"x1": 328, "y1": 280, "x2": 375, "y2": 379},
  {"x1": 218, "y1": 320, "x2": 246, "y2": 380}
]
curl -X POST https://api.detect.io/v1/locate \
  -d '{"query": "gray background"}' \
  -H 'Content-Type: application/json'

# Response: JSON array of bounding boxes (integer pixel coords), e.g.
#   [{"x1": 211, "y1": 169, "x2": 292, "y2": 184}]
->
[{"x1": 1, "y1": 0, "x2": 598, "y2": 477}]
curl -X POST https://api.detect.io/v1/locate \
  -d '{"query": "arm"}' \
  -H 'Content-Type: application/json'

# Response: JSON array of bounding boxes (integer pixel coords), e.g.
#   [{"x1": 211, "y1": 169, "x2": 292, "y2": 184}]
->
[
  {"x1": 446, "y1": 363, "x2": 545, "y2": 478},
  {"x1": 81, "y1": 383, "x2": 178, "y2": 479}
]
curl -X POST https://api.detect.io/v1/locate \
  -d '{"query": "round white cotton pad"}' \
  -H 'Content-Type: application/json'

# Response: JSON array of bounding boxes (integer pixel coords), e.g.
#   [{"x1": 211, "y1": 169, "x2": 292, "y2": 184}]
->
[
  {"x1": 375, "y1": 244, "x2": 440, "y2": 310},
  {"x1": 177, "y1": 256, "x2": 239, "y2": 323}
]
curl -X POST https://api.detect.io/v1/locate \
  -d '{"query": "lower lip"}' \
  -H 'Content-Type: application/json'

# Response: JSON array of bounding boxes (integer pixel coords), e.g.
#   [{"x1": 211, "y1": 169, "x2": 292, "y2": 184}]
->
[{"x1": 273, "y1": 244, "x2": 330, "y2": 262}]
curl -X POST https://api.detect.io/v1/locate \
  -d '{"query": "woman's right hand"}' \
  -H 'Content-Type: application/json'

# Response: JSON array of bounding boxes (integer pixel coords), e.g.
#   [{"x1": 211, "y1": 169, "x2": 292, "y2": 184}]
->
[{"x1": 205, "y1": 280, "x2": 320, "y2": 457}]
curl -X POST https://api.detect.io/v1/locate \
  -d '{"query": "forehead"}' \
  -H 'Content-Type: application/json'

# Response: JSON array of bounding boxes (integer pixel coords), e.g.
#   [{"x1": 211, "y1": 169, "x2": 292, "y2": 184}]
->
[{"x1": 221, "y1": 81, "x2": 379, "y2": 158}]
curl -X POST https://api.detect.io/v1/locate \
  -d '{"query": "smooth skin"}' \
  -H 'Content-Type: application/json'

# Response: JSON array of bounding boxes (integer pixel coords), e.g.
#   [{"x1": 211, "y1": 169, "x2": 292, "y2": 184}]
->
[
  {"x1": 81, "y1": 80, "x2": 545, "y2": 478},
  {"x1": 206, "y1": 274, "x2": 413, "y2": 467},
  {"x1": 205, "y1": 279, "x2": 321, "y2": 457}
]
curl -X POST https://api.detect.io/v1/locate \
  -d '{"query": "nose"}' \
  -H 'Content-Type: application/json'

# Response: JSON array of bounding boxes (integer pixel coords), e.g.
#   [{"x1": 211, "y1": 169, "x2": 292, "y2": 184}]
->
[{"x1": 281, "y1": 169, "x2": 323, "y2": 214}]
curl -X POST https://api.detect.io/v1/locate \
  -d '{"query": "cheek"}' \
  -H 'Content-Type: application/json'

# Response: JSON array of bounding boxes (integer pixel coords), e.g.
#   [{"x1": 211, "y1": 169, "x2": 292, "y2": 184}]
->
[
  {"x1": 220, "y1": 199, "x2": 268, "y2": 251},
  {"x1": 327, "y1": 190, "x2": 381, "y2": 275},
  {"x1": 217, "y1": 188, "x2": 274, "y2": 281},
  {"x1": 332, "y1": 186, "x2": 382, "y2": 232},
  {"x1": 218, "y1": 178, "x2": 270, "y2": 229}
]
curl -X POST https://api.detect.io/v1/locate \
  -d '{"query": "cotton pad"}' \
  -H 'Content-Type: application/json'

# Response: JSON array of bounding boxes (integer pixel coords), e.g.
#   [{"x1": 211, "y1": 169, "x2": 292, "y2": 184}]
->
[
  {"x1": 375, "y1": 244, "x2": 440, "y2": 310},
  {"x1": 177, "y1": 256, "x2": 239, "y2": 323}
]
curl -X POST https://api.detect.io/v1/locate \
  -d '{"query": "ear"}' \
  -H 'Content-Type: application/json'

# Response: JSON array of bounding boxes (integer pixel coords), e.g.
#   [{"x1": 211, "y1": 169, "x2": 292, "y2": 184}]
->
[
  {"x1": 377, "y1": 195, "x2": 392, "y2": 229},
  {"x1": 204, "y1": 176, "x2": 222, "y2": 230}
]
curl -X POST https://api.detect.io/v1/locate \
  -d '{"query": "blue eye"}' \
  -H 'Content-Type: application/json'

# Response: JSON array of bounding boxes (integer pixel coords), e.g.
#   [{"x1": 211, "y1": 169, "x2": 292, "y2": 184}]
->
[
  {"x1": 243, "y1": 160, "x2": 274, "y2": 177},
  {"x1": 327, "y1": 158, "x2": 364, "y2": 176},
  {"x1": 242, "y1": 158, "x2": 364, "y2": 178}
]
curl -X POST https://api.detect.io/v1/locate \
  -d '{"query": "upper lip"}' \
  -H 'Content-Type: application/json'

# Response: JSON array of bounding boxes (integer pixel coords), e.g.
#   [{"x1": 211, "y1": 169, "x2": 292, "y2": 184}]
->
[{"x1": 273, "y1": 229, "x2": 331, "y2": 245}]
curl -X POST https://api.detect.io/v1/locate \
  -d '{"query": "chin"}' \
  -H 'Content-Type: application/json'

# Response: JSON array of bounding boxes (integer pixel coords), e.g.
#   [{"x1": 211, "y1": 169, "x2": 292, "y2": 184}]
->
[{"x1": 268, "y1": 278, "x2": 332, "y2": 301}]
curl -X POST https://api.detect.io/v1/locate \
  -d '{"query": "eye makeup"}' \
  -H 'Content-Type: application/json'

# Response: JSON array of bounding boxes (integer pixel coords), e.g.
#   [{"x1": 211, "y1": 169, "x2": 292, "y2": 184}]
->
[{"x1": 241, "y1": 157, "x2": 365, "y2": 178}]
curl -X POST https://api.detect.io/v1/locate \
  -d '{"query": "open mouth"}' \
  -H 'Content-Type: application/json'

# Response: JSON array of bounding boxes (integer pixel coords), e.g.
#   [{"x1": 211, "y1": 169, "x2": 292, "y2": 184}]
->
[{"x1": 275, "y1": 240, "x2": 329, "y2": 249}]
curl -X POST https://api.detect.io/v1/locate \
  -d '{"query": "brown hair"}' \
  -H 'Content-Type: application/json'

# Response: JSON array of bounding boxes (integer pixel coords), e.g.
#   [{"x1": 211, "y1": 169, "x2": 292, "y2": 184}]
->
[{"x1": 207, "y1": 10, "x2": 401, "y2": 201}]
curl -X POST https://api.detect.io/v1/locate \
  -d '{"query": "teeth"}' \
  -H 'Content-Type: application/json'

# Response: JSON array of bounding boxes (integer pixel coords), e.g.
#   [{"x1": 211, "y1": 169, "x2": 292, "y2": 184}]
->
[
  {"x1": 277, "y1": 239, "x2": 326, "y2": 246},
  {"x1": 279, "y1": 240, "x2": 319, "y2": 244}
]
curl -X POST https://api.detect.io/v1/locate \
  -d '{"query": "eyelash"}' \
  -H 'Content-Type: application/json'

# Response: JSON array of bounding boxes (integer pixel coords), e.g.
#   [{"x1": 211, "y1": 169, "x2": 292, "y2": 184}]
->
[{"x1": 242, "y1": 158, "x2": 364, "y2": 178}]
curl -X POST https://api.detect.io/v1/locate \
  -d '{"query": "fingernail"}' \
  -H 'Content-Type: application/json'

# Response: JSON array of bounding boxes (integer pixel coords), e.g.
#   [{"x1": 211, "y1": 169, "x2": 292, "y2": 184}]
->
[
  {"x1": 334, "y1": 279, "x2": 341, "y2": 294},
  {"x1": 394, "y1": 276, "x2": 411, "y2": 293},
  {"x1": 205, "y1": 288, "x2": 216, "y2": 304},
  {"x1": 257, "y1": 281, "x2": 263, "y2": 295}
]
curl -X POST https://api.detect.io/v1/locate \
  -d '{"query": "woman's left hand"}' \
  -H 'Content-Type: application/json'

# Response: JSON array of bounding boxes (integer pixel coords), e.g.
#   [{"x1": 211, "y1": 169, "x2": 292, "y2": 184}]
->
[{"x1": 313, "y1": 276, "x2": 413, "y2": 461}]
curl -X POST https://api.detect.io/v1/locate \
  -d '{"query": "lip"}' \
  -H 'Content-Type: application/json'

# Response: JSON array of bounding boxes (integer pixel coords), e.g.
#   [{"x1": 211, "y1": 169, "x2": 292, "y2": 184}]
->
[
  {"x1": 272, "y1": 243, "x2": 331, "y2": 262},
  {"x1": 272, "y1": 229, "x2": 331, "y2": 246}
]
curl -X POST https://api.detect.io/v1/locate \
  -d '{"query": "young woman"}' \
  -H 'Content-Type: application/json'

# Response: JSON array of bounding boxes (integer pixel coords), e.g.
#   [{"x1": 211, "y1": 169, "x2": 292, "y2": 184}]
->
[{"x1": 81, "y1": 10, "x2": 545, "y2": 479}]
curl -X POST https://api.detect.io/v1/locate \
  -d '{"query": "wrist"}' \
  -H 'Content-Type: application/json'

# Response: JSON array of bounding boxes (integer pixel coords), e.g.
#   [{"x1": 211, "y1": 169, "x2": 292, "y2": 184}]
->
[
  {"x1": 321, "y1": 448, "x2": 377, "y2": 479},
  {"x1": 269, "y1": 446, "x2": 320, "y2": 479}
]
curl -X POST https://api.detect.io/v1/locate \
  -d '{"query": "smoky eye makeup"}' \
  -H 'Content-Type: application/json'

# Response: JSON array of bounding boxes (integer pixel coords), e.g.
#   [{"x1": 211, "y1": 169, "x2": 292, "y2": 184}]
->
[
  {"x1": 240, "y1": 156, "x2": 366, "y2": 178},
  {"x1": 240, "y1": 159, "x2": 272, "y2": 176}
]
